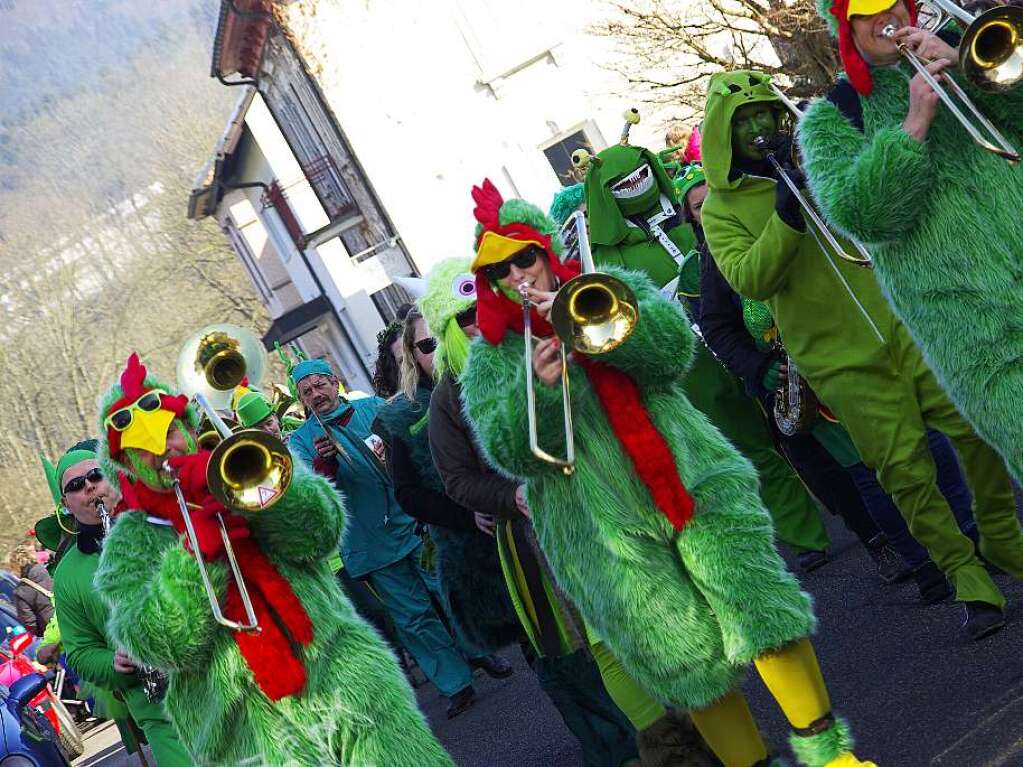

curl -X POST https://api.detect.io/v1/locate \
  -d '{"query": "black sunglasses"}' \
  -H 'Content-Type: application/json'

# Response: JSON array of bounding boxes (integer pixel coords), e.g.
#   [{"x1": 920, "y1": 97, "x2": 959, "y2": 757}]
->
[
  {"x1": 63, "y1": 468, "x2": 103, "y2": 495},
  {"x1": 481, "y1": 245, "x2": 542, "y2": 281},
  {"x1": 455, "y1": 306, "x2": 477, "y2": 328},
  {"x1": 415, "y1": 337, "x2": 438, "y2": 354}
]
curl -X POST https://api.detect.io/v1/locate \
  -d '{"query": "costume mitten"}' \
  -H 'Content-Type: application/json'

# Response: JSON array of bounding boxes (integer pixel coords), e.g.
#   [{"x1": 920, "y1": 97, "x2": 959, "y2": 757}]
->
[{"x1": 773, "y1": 166, "x2": 806, "y2": 231}]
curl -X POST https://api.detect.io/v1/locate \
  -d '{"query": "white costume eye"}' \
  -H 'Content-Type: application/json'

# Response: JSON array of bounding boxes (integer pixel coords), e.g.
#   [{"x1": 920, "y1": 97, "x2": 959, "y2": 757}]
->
[{"x1": 452, "y1": 274, "x2": 476, "y2": 300}]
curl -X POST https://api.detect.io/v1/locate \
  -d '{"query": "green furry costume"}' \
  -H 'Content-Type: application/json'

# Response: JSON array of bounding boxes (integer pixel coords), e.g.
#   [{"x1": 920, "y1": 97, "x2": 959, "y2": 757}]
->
[
  {"x1": 93, "y1": 355, "x2": 452, "y2": 766},
  {"x1": 701, "y1": 69, "x2": 1023, "y2": 611},
  {"x1": 460, "y1": 194, "x2": 816, "y2": 710},
  {"x1": 799, "y1": 0, "x2": 1023, "y2": 486}
]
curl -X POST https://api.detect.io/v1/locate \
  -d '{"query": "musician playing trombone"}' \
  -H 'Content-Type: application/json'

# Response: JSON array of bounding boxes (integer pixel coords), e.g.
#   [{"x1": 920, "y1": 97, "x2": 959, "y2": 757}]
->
[
  {"x1": 797, "y1": 0, "x2": 1023, "y2": 609},
  {"x1": 700, "y1": 69, "x2": 1022, "y2": 641},
  {"x1": 92, "y1": 353, "x2": 453, "y2": 765},
  {"x1": 48, "y1": 438, "x2": 190, "y2": 767},
  {"x1": 460, "y1": 178, "x2": 877, "y2": 767}
]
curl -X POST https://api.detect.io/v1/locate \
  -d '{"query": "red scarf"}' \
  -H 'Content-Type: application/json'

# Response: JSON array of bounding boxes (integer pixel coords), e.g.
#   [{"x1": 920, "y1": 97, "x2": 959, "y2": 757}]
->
[
  {"x1": 118, "y1": 467, "x2": 313, "y2": 701},
  {"x1": 477, "y1": 253, "x2": 696, "y2": 532}
]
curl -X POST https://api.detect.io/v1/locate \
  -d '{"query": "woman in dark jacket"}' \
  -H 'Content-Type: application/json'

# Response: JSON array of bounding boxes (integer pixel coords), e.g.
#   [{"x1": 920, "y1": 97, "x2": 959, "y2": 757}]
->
[{"x1": 8, "y1": 542, "x2": 54, "y2": 637}]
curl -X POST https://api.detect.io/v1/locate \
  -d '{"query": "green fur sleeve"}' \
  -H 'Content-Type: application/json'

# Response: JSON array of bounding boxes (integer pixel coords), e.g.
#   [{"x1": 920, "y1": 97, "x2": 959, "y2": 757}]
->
[
  {"x1": 799, "y1": 98, "x2": 934, "y2": 242},
  {"x1": 702, "y1": 199, "x2": 803, "y2": 300},
  {"x1": 249, "y1": 463, "x2": 344, "y2": 564},
  {"x1": 595, "y1": 266, "x2": 695, "y2": 388},
  {"x1": 96, "y1": 513, "x2": 222, "y2": 671},
  {"x1": 461, "y1": 336, "x2": 570, "y2": 479}
]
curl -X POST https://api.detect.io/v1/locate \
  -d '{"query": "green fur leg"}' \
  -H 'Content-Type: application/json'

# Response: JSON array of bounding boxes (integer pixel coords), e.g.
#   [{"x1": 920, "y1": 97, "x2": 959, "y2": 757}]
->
[{"x1": 789, "y1": 716, "x2": 854, "y2": 767}]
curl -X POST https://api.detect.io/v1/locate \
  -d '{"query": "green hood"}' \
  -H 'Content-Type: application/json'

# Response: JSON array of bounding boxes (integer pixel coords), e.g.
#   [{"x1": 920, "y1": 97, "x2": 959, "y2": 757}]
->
[
  {"x1": 701, "y1": 70, "x2": 784, "y2": 192},
  {"x1": 584, "y1": 144, "x2": 677, "y2": 247}
]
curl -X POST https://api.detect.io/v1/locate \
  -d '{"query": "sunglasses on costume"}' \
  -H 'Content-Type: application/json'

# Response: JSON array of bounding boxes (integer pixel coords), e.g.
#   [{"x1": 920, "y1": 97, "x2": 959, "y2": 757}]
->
[
  {"x1": 455, "y1": 306, "x2": 477, "y2": 329},
  {"x1": 415, "y1": 337, "x2": 438, "y2": 355},
  {"x1": 481, "y1": 245, "x2": 543, "y2": 281},
  {"x1": 104, "y1": 390, "x2": 167, "y2": 432},
  {"x1": 63, "y1": 468, "x2": 103, "y2": 495}
]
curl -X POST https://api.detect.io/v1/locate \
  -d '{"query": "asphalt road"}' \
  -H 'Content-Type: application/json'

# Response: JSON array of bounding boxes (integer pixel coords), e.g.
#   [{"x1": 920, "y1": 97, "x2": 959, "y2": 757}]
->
[{"x1": 76, "y1": 512, "x2": 1023, "y2": 767}]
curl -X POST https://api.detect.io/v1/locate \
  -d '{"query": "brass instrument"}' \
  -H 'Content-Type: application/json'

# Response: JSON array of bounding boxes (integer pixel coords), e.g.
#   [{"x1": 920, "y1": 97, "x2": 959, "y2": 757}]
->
[
  {"x1": 772, "y1": 352, "x2": 821, "y2": 436},
  {"x1": 883, "y1": 11, "x2": 1021, "y2": 162},
  {"x1": 97, "y1": 500, "x2": 169, "y2": 702},
  {"x1": 757, "y1": 82, "x2": 874, "y2": 268},
  {"x1": 519, "y1": 211, "x2": 639, "y2": 476},
  {"x1": 172, "y1": 324, "x2": 295, "y2": 633}
]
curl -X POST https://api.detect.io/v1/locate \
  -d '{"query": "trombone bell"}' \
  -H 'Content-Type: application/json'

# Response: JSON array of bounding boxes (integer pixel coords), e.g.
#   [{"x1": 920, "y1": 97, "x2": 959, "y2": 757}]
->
[
  {"x1": 962, "y1": 5, "x2": 1023, "y2": 92},
  {"x1": 207, "y1": 430, "x2": 293, "y2": 513},
  {"x1": 551, "y1": 274, "x2": 639, "y2": 355}
]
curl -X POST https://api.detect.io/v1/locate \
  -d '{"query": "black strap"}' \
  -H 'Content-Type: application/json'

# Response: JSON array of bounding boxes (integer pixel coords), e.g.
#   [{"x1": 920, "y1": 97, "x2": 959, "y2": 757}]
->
[{"x1": 826, "y1": 79, "x2": 865, "y2": 132}]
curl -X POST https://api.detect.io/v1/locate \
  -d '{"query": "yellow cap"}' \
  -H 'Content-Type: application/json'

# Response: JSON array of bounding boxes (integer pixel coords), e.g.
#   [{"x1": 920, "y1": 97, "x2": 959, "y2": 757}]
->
[
  {"x1": 847, "y1": 0, "x2": 899, "y2": 18},
  {"x1": 471, "y1": 230, "x2": 543, "y2": 273}
]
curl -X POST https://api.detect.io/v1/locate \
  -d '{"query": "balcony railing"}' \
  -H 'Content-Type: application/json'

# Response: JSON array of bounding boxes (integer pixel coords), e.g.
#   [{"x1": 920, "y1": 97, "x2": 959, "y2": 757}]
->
[
  {"x1": 261, "y1": 181, "x2": 305, "y2": 250},
  {"x1": 300, "y1": 154, "x2": 359, "y2": 221}
]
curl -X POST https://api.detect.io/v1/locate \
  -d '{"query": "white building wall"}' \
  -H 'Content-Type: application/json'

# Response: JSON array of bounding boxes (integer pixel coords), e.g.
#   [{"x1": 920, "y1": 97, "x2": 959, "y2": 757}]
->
[{"x1": 276, "y1": 0, "x2": 668, "y2": 274}]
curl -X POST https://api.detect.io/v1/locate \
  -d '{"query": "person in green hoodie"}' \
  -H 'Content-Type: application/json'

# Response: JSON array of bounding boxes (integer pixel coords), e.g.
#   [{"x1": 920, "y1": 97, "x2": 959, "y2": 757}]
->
[
  {"x1": 700, "y1": 68, "x2": 1020, "y2": 641},
  {"x1": 577, "y1": 114, "x2": 835, "y2": 569},
  {"x1": 50, "y1": 439, "x2": 190, "y2": 766}
]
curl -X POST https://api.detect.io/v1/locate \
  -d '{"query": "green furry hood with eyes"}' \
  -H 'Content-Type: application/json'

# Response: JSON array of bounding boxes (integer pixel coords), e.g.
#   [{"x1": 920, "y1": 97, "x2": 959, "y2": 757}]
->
[{"x1": 701, "y1": 70, "x2": 785, "y2": 192}]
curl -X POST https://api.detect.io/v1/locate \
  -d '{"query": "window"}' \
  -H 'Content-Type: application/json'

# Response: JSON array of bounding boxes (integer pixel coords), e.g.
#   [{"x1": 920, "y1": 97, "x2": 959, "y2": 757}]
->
[
  {"x1": 542, "y1": 126, "x2": 598, "y2": 186},
  {"x1": 372, "y1": 282, "x2": 417, "y2": 322}
]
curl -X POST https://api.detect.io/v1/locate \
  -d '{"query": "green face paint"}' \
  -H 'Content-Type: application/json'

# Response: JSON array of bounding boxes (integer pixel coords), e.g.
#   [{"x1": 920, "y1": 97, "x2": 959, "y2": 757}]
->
[{"x1": 731, "y1": 103, "x2": 779, "y2": 162}]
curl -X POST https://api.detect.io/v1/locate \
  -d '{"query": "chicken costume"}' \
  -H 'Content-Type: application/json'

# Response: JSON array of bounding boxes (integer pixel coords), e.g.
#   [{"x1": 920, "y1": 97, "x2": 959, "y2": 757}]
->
[
  {"x1": 458, "y1": 180, "x2": 875, "y2": 767},
  {"x1": 93, "y1": 353, "x2": 452, "y2": 766}
]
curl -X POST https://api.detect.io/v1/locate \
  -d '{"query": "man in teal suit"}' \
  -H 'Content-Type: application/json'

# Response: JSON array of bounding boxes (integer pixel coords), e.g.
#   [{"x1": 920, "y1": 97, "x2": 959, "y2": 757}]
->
[{"x1": 289, "y1": 359, "x2": 477, "y2": 718}]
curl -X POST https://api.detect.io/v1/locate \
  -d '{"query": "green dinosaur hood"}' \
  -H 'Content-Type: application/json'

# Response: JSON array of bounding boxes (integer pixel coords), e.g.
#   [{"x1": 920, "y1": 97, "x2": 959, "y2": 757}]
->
[
  {"x1": 701, "y1": 70, "x2": 785, "y2": 192},
  {"x1": 584, "y1": 144, "x2": 677, "y2": 247}
]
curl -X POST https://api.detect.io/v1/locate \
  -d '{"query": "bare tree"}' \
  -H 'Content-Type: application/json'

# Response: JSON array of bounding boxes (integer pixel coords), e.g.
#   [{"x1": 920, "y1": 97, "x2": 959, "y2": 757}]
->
[{"x1": 592, "y1": 0, "x2": 840, "y2": 122}]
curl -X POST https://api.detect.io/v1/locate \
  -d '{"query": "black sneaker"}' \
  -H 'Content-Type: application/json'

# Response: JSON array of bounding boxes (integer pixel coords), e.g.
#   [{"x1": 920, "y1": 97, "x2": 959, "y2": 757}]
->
[
  {"x1": 911, "y1": 562, "x2": 953, "y2": 604},
  {"x1": 962, "y1": 601, "x2": 1005, "y2": 641},
  {"x1": 471, "y1": 653, "x2": 514, "y2": 679},
  {"x1": 865, "y1": 534, "x2": 911, "y2": 584},
  {"x1": 446, "y1": 686, "x2": 477, "y2": 719},
  {"x1": 797, "y1": 550, "x2": 828, "y2": 573}
]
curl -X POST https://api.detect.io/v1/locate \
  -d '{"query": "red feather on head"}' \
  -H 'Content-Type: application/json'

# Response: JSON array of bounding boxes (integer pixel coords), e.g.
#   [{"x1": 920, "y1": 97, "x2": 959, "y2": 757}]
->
[
  {"x1": 106, "y1": 353, "x2": 189, "y2": 460},
  {"x1": 471, "y1": 178, "x2": 504, "y2": 235},
  {"x1": 119, "y1": 353, "x2": 148, "y2": 400}
]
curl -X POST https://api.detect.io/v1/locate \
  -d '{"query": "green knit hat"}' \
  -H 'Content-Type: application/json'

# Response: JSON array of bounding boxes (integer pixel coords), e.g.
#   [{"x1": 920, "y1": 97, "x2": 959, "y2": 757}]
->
[
  {"x1": 235, "y1": 391, "x2": 274, "y2": 428},
  {"x1": 419, "y1": 257, "x2": 477, "y2": 379},
  {"x1": 673, "y1": 163, "x2": 706, "y2": 204}
]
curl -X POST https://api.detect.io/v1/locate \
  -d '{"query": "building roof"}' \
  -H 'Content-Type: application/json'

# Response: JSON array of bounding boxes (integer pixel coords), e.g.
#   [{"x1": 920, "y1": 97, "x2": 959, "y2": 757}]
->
[
  {"x1": 211, "y1": 0, "x2": 274, "y2": 82},
  {"x1": 187, "y1": 87, "x2": 256, "y2": 220}
]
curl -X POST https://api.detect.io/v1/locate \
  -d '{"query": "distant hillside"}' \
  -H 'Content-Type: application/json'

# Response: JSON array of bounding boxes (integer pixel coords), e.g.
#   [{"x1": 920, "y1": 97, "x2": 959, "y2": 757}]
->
[{"x1": 0, "y1": 0, "x2": 219, "y2": 126}]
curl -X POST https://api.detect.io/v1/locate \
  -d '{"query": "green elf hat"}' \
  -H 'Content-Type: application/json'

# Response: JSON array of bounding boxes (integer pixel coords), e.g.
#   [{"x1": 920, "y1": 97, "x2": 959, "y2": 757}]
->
[
  {"x1": 35, "y1": 438, "x2": 101, "y2": 548},
  {"x1": 236, "y1": 391, "x2": 274, "y2": 428},
  {"x1": 419, "y1": 257, "x2": 477, "y2": 379},
  {"x1": 576, "y1": 108, "x2": 678, "y2": 248}
]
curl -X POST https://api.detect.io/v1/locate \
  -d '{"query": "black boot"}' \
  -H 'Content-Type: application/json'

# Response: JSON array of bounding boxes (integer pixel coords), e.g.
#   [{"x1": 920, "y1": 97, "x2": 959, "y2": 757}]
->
[
  {"x1": 446, "y1": 685, "x2": 477, "y2": 719},
  {"x1": 864, "y1": 534, "x2": 910, "y2": 584},
  {"x1": 471, "y1": 653, "x2": 514, "y2": 679},
  {"x1": 911, "y1": 561, "x2": 952, "y2": 604},
  {"x1": 797, "y1": 550, "x2": 829, "y2": 573},
  {"x1": 636, "y1": 709, "x2": 720, "y2": 767},
  {"x1": 962, "y1": 601, "x2": 1005, "y2": 641}
]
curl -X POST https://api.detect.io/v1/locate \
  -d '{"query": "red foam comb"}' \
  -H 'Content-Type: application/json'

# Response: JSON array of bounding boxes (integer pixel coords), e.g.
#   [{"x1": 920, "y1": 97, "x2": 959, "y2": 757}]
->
[
  {"x1": 471, "y1": 178, "x2": 504, "y2": 233},
  {"x1": 119, "y1": 353, "x2": 148, "y2": 400}
]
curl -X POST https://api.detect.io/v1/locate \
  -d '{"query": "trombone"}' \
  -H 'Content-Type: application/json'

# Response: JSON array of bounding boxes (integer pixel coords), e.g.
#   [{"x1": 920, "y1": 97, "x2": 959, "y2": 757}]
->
[
  {"x1": 171, "y1": 324, "x2": 295, "y2": 633},
  {"x1": 756, "y1": 82, "x2": 874, "y2": 268},
  {"x1": 520, "y1": 211, "x2": 640, "y2": 476},
  {"x1": 883, "y1": 5, "x2": 1021, "y2": 162}
]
